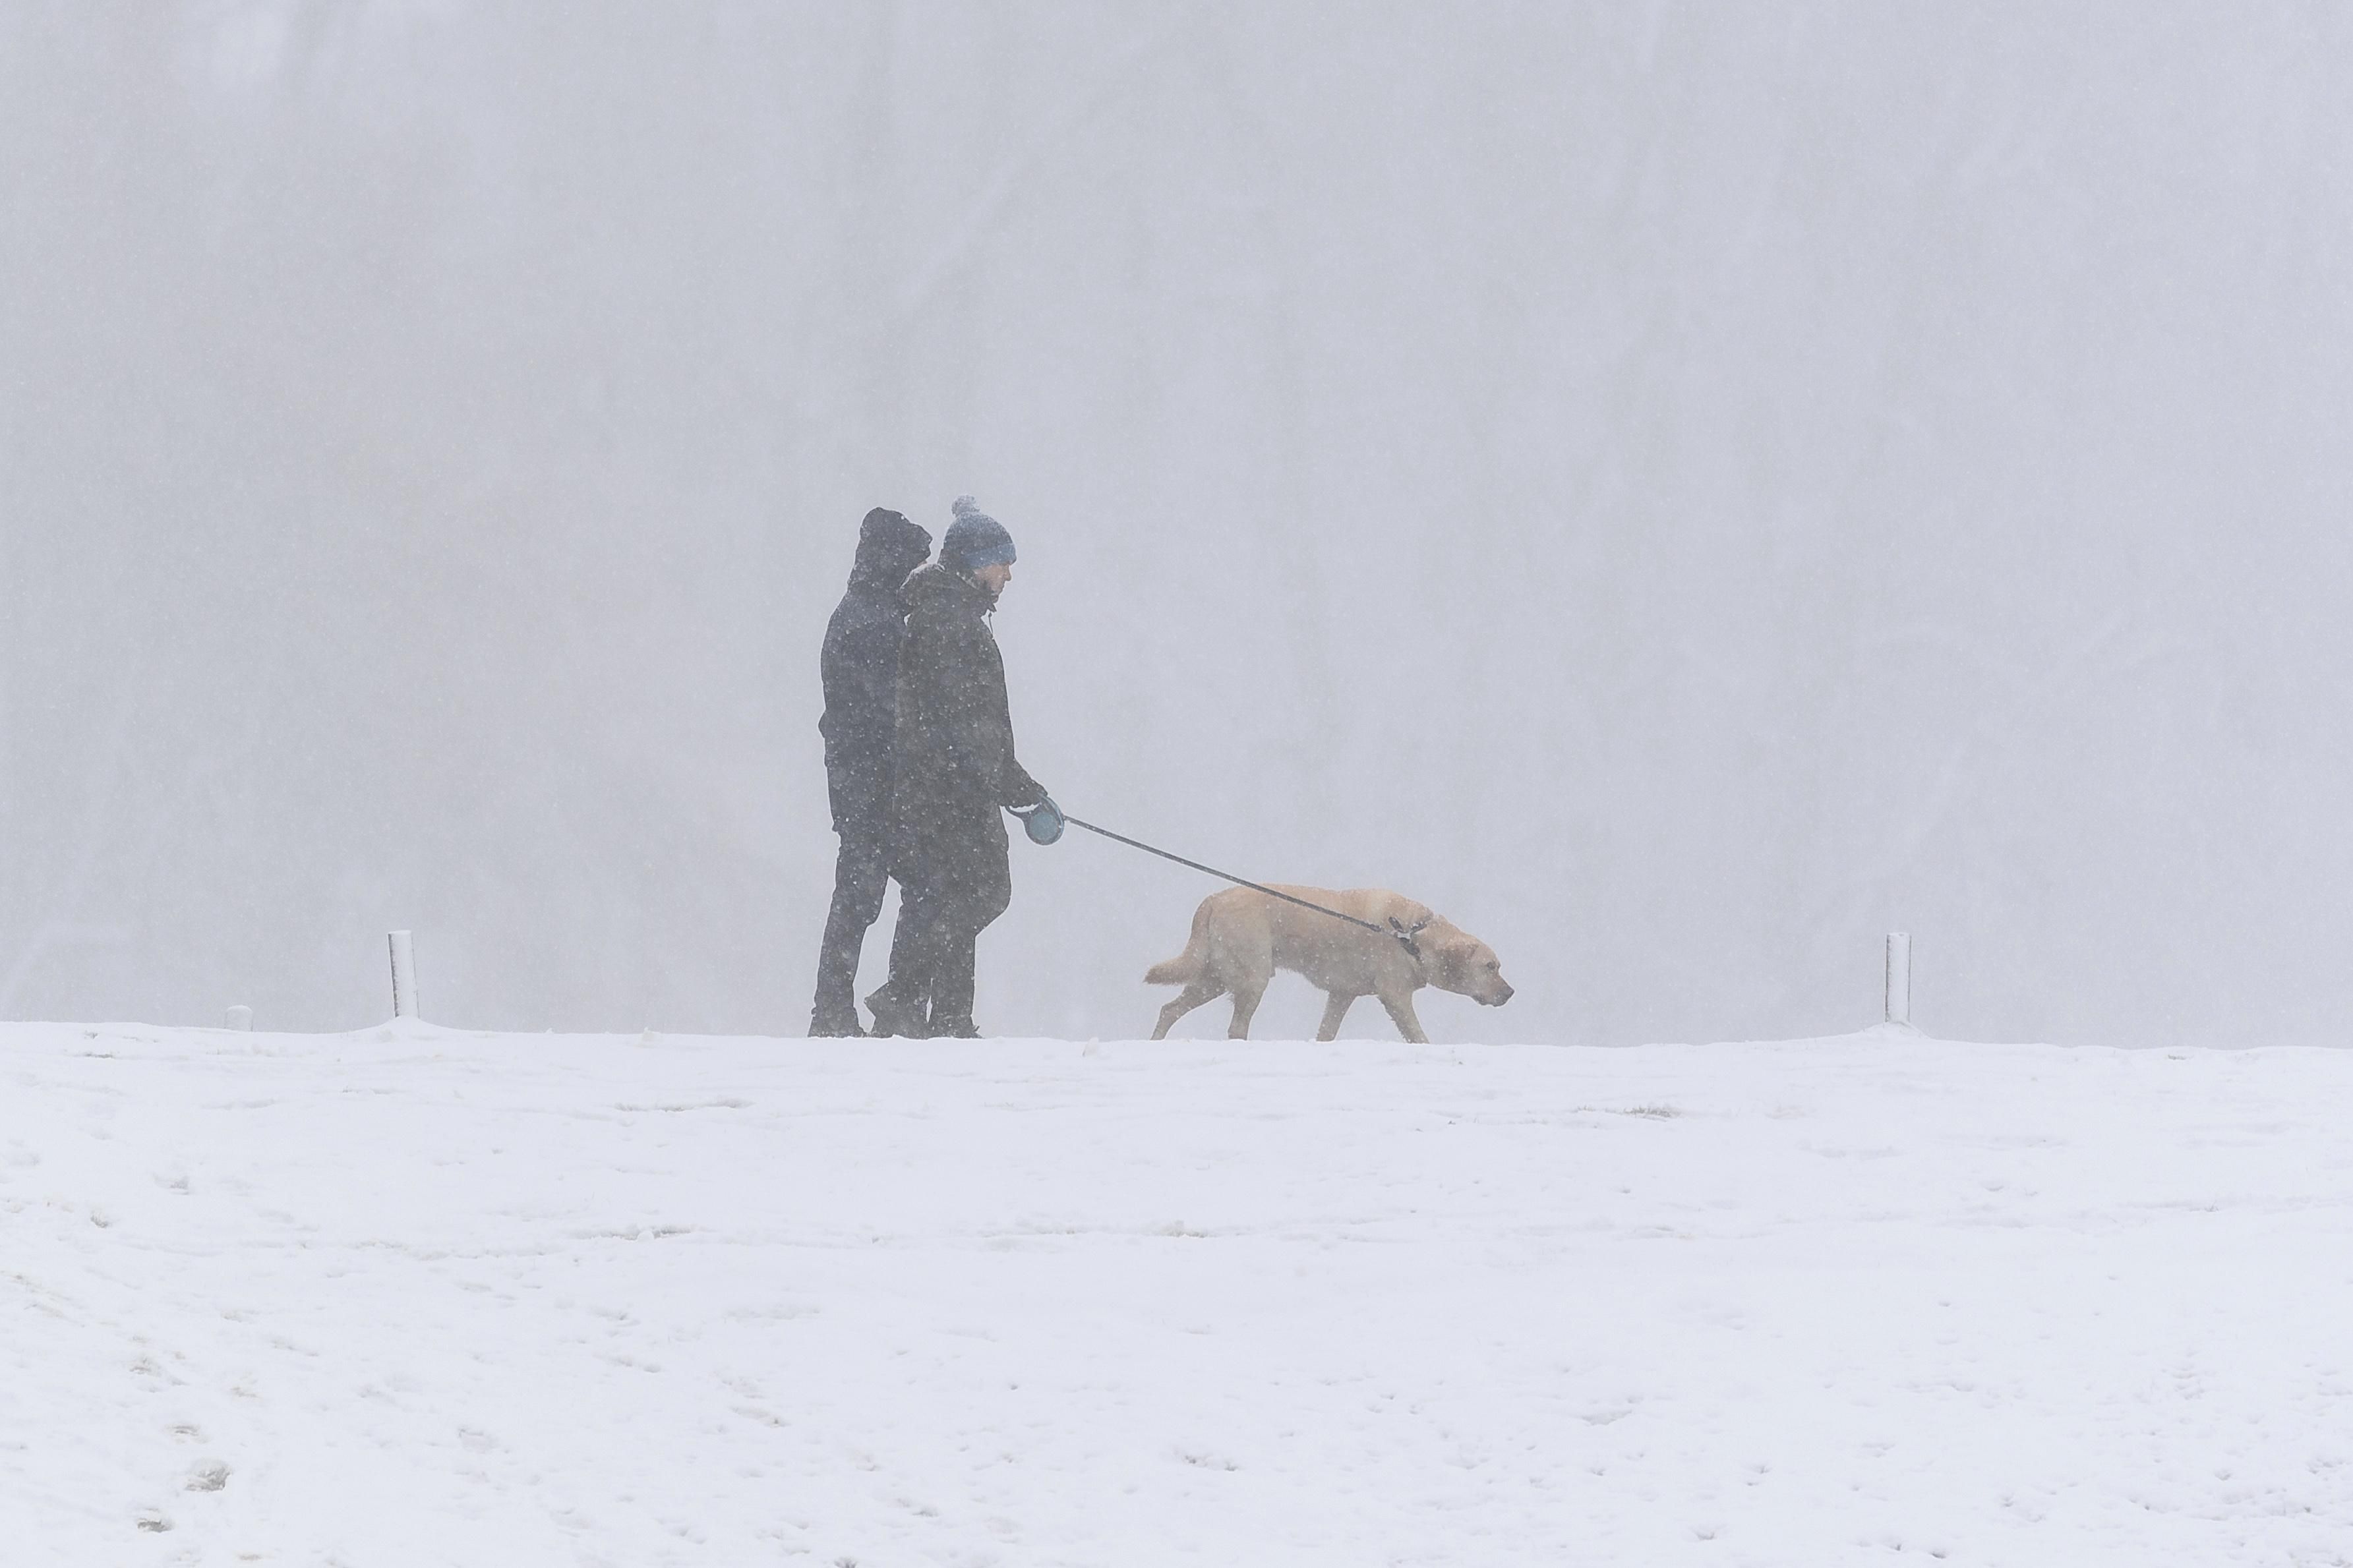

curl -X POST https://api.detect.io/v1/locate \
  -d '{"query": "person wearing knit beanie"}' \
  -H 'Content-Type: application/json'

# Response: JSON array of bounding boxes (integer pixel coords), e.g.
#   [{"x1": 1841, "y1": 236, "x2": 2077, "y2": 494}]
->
[{"x1": 862, "y1": 494, "x2": 1056, "y2": 1038}]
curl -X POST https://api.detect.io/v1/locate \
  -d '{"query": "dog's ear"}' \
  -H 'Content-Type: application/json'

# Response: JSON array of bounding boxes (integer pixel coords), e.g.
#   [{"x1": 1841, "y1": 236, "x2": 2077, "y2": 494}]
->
[
  {"x1": 1442, "y1": 934, "x2": 1490, "y2": 989},
  {"x1": 1413, "y1": 916, "x2": 1454, "y2": 972}
]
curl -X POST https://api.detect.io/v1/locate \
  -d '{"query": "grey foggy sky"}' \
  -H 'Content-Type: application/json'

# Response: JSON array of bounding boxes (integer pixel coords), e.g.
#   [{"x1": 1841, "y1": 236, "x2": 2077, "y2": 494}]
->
[{"x1": 3, "y1": 2, "x2": 2349, "y2": 1046}]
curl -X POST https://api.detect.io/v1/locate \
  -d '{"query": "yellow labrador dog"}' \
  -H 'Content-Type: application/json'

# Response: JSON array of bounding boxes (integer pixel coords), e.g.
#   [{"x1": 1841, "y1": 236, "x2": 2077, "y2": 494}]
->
[{"x1": 1145, "y1": 885, "x2": 1513, "y2": 1042}]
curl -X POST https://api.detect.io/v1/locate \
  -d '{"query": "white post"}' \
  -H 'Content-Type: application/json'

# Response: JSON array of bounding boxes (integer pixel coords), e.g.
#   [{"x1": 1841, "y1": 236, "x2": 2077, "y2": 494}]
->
[
  {"x1": 1884, "y1": 932, "x2": 1912, "y2": 1028},
  {"x1": 388, "y1": 931, "x2": 419, "y2": 1020},
  {"x1": 224, "y1": 1005, "x2": 252, "y2": 1031}
]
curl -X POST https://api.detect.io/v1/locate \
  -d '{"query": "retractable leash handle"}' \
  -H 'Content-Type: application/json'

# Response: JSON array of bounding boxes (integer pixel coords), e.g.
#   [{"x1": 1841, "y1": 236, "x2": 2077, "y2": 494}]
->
[
  {"x1": 1060, "y1": 812, "x2": 1426, "y2": 961},
  {"x1": 1012, "y1": 796, "x2": 1065, "y2": 844}
]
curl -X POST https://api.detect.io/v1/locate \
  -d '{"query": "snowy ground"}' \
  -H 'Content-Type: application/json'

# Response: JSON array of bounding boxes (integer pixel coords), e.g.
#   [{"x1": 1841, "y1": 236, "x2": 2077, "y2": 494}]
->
[{"x1": 5, "y1": 1021, "x2": 2352, "y2": 1566}]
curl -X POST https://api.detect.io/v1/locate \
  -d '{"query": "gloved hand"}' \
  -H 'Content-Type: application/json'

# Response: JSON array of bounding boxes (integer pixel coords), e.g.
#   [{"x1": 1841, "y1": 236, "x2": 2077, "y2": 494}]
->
[{"x1": 1011, "y1": 794, "x2": 1065, "y2": 845}]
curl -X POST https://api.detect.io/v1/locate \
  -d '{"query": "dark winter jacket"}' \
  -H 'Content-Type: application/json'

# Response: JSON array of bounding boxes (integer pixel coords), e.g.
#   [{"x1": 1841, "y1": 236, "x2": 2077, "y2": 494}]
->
[
  {"x1": 890, "y1": 563, "x2": 1044, "y2": 843},
  {"x1": 819, "y1": 510, "x2": 933, "y2": 834}
]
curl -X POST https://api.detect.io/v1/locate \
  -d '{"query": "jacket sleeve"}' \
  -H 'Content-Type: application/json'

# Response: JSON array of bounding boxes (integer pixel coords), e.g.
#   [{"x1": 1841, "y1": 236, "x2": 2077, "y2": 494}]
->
[{"x1": 937, "y1": 620, "x2": 1044, "y2": 809}]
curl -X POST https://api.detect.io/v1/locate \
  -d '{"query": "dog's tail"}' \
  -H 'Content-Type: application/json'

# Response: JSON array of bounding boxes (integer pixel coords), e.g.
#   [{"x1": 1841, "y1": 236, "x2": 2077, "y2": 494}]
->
[
  {"x1": 1144, "y1": 900, "x2": 1213, "y2": 986},
  {"x1": 1143, "y1": 951, "x2": 1198, "y2": 985}
]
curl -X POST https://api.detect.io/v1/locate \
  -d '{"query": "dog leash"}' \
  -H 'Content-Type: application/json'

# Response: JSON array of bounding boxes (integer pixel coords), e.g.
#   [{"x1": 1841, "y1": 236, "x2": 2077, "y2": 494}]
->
[{"x1": 1059, "y1": 812, "x2": 1426, "y2": 962}]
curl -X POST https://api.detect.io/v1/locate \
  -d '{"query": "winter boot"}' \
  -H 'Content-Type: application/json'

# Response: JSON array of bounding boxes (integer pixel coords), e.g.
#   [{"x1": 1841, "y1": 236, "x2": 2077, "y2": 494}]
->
[
  {"x1": 863, "y1": 985, "x2": 930, "y2": 1040},
  {"x1": 808, "y1": 1007, "x2": 867, "y2": 1039}
]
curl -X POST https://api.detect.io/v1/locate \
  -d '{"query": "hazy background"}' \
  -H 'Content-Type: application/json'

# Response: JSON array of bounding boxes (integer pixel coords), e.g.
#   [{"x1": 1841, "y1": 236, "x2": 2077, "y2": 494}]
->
[{"x1": 4, "y1": 1, "x2": 2349, "y2": 1046}]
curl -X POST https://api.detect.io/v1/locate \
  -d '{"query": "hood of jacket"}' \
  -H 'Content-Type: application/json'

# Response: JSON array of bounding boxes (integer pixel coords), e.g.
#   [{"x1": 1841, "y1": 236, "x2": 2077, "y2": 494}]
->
[
  {"x1": 847, "y1": 508, "x2": 934, "y2": 595},
  {"x1": 901, "y1": 560, "x2": 994, "y2": 619}
]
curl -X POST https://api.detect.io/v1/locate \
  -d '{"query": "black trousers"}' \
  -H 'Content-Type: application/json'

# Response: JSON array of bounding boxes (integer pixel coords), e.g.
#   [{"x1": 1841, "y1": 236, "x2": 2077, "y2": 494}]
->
[
  {"x1": 812, "y1": 822, "x2": 895, "y2": 1024},
  {"x1": 879, "y1": 809, "x2": 1012, "y2": 1033}
]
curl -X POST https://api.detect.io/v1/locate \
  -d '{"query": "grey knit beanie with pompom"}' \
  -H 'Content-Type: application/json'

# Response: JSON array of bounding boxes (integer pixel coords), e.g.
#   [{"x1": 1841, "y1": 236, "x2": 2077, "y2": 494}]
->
[{"x1": 939, "y1": 496, "x2": 1017, "y2": 573}]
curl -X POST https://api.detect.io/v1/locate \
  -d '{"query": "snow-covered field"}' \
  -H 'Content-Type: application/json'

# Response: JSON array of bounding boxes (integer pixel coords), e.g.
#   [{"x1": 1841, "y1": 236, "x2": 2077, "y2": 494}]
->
[{"x1": 5, "y1": 1020, "x2": 2351, "y2": 1566}]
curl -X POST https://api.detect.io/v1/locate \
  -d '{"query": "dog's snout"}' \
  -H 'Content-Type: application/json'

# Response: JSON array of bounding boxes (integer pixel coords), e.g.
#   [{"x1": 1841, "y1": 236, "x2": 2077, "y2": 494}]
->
[{"x1": 1493, "y1": 984, "x2": 1514, "y2": 1005}]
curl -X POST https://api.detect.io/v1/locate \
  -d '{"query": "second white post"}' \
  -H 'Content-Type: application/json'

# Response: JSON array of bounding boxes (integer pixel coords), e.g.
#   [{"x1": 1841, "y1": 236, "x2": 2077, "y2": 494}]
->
[
  {"x1": 389, "y1": 930, "x2": 419, "y2": 1020},
  {"x1": 1885, "y1": 931, "x2": 1912, "y2": 1028}
]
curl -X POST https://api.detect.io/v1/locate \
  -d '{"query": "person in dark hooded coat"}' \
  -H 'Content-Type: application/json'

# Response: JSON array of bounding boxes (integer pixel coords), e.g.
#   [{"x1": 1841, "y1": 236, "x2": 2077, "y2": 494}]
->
[
  {"x1": 864, "y1": 496, "x2": 1055, "y2": 1038},
  {"x1": 810, "y1": 506, "x2": 934, "y2": 1035}
]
